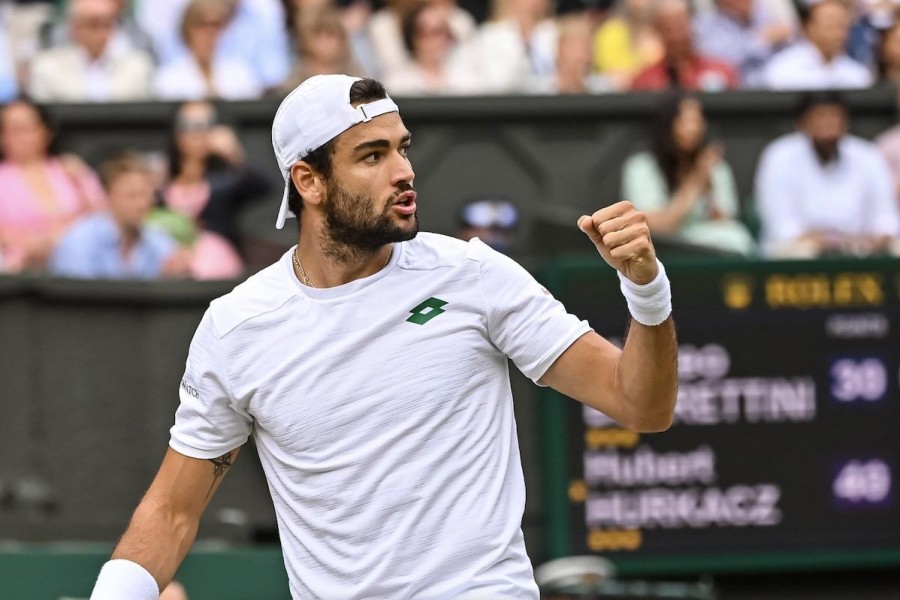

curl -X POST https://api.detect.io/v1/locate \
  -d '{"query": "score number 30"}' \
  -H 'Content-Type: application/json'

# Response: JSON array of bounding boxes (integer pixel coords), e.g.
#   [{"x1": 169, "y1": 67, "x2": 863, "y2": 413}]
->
[{"x1": 830, "y1": 358, "x2": 888, "y2": 402}]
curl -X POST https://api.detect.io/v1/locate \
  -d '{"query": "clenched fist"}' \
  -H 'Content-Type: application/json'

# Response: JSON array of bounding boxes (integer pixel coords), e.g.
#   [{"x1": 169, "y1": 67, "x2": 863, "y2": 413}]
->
[{"x1": 578, "y1": 201, "x2": 659, "y2": 285}]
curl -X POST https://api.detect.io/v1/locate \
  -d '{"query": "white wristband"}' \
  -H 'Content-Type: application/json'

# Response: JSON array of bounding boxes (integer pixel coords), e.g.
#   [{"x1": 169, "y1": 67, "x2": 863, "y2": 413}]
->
[
  {"x1": 617, "y1": 259, "x2": 672, "y2": 326},
  {"x1": 90, "y1": 559, "x2": 159, "y2": 600}
]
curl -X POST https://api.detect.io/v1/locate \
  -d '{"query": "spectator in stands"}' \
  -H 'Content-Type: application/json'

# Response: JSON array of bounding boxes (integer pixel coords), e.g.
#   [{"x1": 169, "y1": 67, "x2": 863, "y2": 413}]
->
[
  {"x1": 153, "y1": 0, "x2": 263, "y2": 101},
  {"x1": 27, "y1": 0, "x2": 154, "y2": 102},
  {"x1": 760, "y1": 0, "x2": 872, "y2": 89},
  {"x1": 875, "y1": 86, "x2": 900, "y2": 205},
  {"x1": 456, "y1": 197, "x2": 520, "y2": 253},
  {"x1": 49, "y1": 153, "x2": 190, "y2": 279},
  {"x1": 621, "y1": 93, "x2": 756, "y2": 255},
  {"x1": 383, "y1": 2, "x2": 480, "y2": 95},
  {"x1": 0, "y1": 98, "x2": 105, "y2": 272},
  {"x1": 593, "y1": 0, "x2": 663, "y2": 90},
  {"x1": 212, "y1": 0, "x2": 292, "y2": 90},
  {"x1": 139, "y1": 0, "x2": 291, "y2": 90},
  {"x1": 875, "y1": 18, "x2": 900, "y2": 85},
  {"x1": 0, "y1": 26, "x2": 17, "y2": 102},
  {"x1": 466, "y1": 0, "x2": 557, "y2": 93},
  {"x1": 284, "y1": 0, "x2": 378, "y2": 78},
  {"x1": 282, "y1": 7, "x2": 364, "y2": 90},
  {"x1": 530, "y1": 13, "x2": 609, "y2": 93},
  {"x1": 369, "y1": 0, "x2": 475, "y2": 80},
  {"x1": 756, "y1": 91, "x2": 900, "y2": 257},
  {"x1": 630, "y1": 0, "x2": 739, "y2": 91},
  {"x1": 3, "y1": 0, "x2": 55, "y2": 78},
  {"x1": 41, "y1": 0, "x2": 155, "y2": 59},
  {"x1": 693, "y1": 0, "x2": 794, "y2": 87},
  {"x1": 162, "y1": 100, "x2": 266, "y2": 277},
  {"x1": 845, "y1": 0, "x2": 894, "y2": 69}
]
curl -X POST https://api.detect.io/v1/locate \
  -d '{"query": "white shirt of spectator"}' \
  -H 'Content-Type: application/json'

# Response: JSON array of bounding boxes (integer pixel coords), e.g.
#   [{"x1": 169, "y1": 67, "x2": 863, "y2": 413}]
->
[
  {"x1": 760, "y1": 39, "x2": 872, "y2": 89},
  {"x1": 153, "y1": 53, "x2": 262, "y2": 101},
  {"x1": 81, "y1": 46, "x2": 112, "y2": 102},
  {"x1": 382, "y1": 49, "x2": 484, "y2": 96},
  {"x1": 27, "y1": 42, "x2": 154, "y2": 102},
  {"x1": 170, "y1": 233, "x2": 591, "y2": 599},
  {"x1": 462, "y1": 19, "x2": 558, "y2": 94},
  {"x1": 755, "y1": 132, "x2": 900, "y2": 254},
  {"x1": 369, "y1": 6, "x2": 476, "y2": 81},
  {"x1": 138, "y1": 0, "x2": 289, "y2": 88}
]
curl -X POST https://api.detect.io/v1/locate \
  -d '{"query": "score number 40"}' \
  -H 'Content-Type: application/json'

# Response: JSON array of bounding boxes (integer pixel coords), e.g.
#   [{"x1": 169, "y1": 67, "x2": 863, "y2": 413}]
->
[{"x1": 832, "y1": 460, "x2": 892, "y2": 506}]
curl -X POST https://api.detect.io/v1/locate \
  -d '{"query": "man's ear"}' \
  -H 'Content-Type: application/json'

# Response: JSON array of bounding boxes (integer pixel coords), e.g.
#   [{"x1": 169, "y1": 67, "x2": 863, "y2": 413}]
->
[{"x1": 291, "y1": 162, "x2": 325, "y2": 206}]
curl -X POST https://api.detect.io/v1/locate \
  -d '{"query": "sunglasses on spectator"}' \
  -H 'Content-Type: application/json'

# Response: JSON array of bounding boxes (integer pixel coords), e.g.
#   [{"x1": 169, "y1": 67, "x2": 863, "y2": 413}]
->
[
  {"x1": 417, "y1": 25, "x2": 453, "y2": 39},
  {"x1": 176, "y1": 118, "x2": 217, "y2": 132},
  {"x1": 191, "y1": 19, "x2": 228, "y2": 30},
  {"x1": 74, "y1": 17, "x2": 118, "y2": 29}
]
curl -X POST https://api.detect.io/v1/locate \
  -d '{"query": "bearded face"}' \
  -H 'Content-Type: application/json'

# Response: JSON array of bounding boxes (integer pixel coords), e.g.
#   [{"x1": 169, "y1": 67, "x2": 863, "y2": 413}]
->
[{"x1": 322, "y1": 180, "x2": 418, "y2": 254}]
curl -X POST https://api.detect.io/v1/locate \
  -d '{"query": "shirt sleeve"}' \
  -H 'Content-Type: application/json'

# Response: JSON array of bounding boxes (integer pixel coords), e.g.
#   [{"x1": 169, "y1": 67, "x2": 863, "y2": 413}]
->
[
  {"x1": 144, "y1": 227, "x2": 178, "y2": 278},
  {"x1": 711, "y1": 161, "x2": 741, "y2": 219},
  {"x1": 864, "y1": 148, "x2": 900, "y2": 237},
  {"x1": 755, "y1": 139, "x2": 808, "y2": 252},
  {"x1": 49, "y1": 222, "x2": 96, "y2": 278},
  {"x1": 169, "y1": 310, "x2": 253, "y2": 459},
  {"x1": 476, "y1": 240, "x2": 592, "y2": 384},
  {"x1": 622, "y1": 154, "x2": 669, "y2": 213},
  {"x1": 78, "y1": 168, "x2": 107, "y2": 211},
  {"x1": 874, "y1": 131, "x2": 900, "y2": 180}
]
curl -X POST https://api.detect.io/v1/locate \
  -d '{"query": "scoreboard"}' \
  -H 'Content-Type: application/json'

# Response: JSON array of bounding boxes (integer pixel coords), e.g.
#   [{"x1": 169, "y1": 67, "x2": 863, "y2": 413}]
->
[{"x1": 538, "y1": 257, "x2": 900, "y2": 576}]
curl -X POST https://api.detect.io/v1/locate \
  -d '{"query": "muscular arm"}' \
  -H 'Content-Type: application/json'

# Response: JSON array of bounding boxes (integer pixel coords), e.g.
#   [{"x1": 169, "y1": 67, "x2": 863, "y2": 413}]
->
[
  {"x1": 540, "y1": 320, "x2": 677, "y2": 432},
  {"x1": 540, "y1": 201, "x2": 678, "y2": 432},
  {"x1": 110, "y1": 446, "x2": 240, "y2": 591}
]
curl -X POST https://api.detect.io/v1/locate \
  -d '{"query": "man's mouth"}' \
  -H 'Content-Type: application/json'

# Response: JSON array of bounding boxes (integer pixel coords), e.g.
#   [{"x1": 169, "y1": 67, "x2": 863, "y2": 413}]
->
[{"x1": 393, "y1": 190, "x2": 417, "y2": 215}]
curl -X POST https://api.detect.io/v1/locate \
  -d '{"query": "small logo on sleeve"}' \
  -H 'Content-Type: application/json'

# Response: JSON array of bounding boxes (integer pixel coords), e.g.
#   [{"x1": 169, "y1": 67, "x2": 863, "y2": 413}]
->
[
  {"x1": 181, "y1": 379, "x2": 200, "y2": 399},
  {"x1": 407, "y1": 297, "x2": 448, "y2": 325}
]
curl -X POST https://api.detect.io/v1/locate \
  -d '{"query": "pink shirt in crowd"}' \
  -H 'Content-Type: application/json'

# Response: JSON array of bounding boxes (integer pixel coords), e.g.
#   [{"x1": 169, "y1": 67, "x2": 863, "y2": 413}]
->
[
  {"x1": 163, "y1": 182, "x2": 243, "y2": 280},
  {"x1": 0, "y1": 158, "x2": 105, "y2": 271}
]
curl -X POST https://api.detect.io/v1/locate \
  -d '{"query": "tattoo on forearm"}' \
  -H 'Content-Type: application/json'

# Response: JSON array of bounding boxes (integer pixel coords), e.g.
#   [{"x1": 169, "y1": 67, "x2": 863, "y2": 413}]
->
[{"x1": 206, "y1": 451, "x2": 235, "y2": 498}]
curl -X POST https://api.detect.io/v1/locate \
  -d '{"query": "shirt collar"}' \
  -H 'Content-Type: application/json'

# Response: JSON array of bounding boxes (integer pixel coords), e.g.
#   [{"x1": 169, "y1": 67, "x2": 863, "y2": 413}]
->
[
  {"x1": 96, "y1": 213, "x2": 146, "y2": 246},
  {"x1": 74, "y1": 42, "x2": 114, "y2": 67},
  {"x1": 802, "y1": 133, "x2": 846, "y2": 168}
]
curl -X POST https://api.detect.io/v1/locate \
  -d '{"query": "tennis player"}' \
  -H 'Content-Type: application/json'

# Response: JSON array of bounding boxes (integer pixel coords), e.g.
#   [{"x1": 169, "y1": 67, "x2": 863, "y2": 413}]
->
[{"x1": 90, "y1": 75, "x2": 678, "y2": 599}]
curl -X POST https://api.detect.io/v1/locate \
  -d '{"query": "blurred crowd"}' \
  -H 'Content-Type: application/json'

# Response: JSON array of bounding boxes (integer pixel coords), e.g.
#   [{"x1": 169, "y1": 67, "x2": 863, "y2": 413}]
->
[
  {"x1": 0, "y1": 96, "x2": 268, "y2": 278},
  {"x1": 3, "y1": 0, "x2": 900, "y2": 100},
  {"x1": 624, "y1": 90, "x2": 900, "y2": 258},
  {"x1": 1, "y1": 0, "x2": 900, "y2": 280}
]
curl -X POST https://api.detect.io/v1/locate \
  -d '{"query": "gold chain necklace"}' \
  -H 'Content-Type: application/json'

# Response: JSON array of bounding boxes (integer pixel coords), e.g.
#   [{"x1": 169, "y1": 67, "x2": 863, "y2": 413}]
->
[
  {"x1": 292, "y1": 248, "x2": 392, "y2": 288},
  {"x1": 292, "y1": 248, "x2": 315, "y2": 287}
]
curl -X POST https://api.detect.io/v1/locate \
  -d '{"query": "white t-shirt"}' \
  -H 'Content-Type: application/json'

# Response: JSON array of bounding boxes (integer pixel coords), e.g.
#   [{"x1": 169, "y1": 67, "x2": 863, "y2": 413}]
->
[
  {"x1": 153, "y1": 54, "x2": 263, "y2": 101},
  {"x1": 760, "y1": 41, "x2": 872, "y2": 90},
  {"x1": 755, "y1": 132, "x2": 900, "y2": 255},
  {"x1": 170, "y1": 233, "x2": 591, "y2": 599}
]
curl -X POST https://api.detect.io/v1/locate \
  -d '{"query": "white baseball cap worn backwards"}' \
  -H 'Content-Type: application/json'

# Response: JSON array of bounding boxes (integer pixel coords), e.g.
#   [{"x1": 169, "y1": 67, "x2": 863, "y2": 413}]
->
[{"x1": 271, "y1": 74, "x2": 400, "y2": 229}]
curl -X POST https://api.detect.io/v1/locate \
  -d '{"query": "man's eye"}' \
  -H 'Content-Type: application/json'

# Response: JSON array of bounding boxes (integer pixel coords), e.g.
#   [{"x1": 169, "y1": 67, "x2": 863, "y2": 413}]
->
[
  {"x1": 400, "y1": 145, "x2": 410, "y2": 157},
  {"x1": 364, "y1": 153, "x2": 380, "y2": 163}
]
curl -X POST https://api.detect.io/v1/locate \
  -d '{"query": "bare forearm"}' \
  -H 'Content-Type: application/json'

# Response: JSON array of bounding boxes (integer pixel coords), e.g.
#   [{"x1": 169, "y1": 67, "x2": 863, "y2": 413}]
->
[
  {"x1": 111, "y1": 495, "x2": 199, "y2": 591},
  {"x1": 92, "y1": 448, "x2": 238, "y2": 598},
  {"x1": 615, "y1": 317, "x2": 678, "y2": 432},
  {"x1": 646, "y1": 180, "x2": 703, "y2": 234}
]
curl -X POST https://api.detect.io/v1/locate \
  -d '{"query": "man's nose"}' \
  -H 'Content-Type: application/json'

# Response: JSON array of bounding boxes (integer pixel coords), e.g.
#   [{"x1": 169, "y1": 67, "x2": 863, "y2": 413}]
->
[{"x1": 391, "y1": 150, "x2": 415, "y2": 186}]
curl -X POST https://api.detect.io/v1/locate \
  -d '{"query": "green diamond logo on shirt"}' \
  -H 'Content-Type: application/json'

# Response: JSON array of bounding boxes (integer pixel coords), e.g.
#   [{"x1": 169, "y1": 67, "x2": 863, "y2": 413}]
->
[{"x1": 407, "y1": 297, "x2": 448, "y2": 325}]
